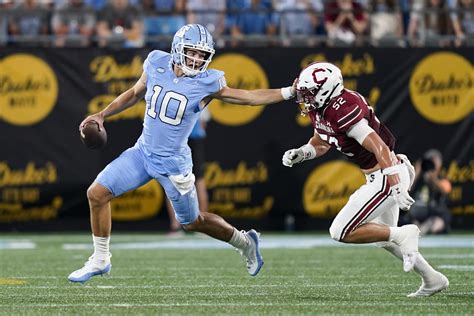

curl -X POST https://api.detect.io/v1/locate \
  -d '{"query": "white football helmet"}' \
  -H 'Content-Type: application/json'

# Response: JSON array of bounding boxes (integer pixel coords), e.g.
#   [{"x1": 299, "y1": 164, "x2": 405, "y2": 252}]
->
[{"x1": 296, "y1": 62, "x2": 344, "y2": 114}]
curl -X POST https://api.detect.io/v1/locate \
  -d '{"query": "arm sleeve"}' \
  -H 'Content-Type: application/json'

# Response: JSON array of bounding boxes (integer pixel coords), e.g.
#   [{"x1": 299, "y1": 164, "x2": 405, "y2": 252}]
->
[{"x1": 346, "y1": 119, "x2": 375, "y2": 145}]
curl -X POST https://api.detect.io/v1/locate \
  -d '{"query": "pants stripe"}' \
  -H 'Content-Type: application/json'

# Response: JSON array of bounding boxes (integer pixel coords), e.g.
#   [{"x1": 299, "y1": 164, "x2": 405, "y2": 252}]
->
[
  {"x1": 353, "y1": 192, "x2": 391, "y2": 231},
  {"x1": 339, "y1": 176, "x2": 389, "y2": 240}
]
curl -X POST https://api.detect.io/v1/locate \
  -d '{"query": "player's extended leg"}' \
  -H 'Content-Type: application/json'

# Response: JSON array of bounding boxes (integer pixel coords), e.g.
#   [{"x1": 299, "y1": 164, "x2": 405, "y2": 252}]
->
[
  {"x1": 372, "y1": 207, "x2": 449, "y2": 297},
  {"x1": 68, "y1": 182, "x2": 114, "y2": 283},
  {"x1": 88, "y1": 182, "x2": 113, "y2": 238},
  {"x1": 379, "y1": 241, "x2": 449, "y2": 297},
  {"x1": 68, "y1": 145, "x2": 152, "y2": 283},
  {"x1": 187, "y1": 211, "x2": 264, "y2": 277},
  {"x1": 329, "y1": 163, "x2": 422, "y2": 273},
  {"x1": 330, "y1": 159, "x2": 448, "y2": 297},
  {"x1": 330, "y1": 198, "x2": 447, "y2": 296},
  {"x1": 157, "y1": 173, "x2": 263, "y2": 276},
  {"x1": 340, "y1": 221, "x2": 420, "y2": 271}
]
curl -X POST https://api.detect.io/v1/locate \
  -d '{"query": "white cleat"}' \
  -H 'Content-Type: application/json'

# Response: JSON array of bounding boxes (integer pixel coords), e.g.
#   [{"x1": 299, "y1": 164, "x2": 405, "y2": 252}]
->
[
  {"x1": 397, "y1": 225, "x2": 420, "y2": 272},
  {"x1": 238, "y1": 229, "x2": 264, "y2": 276},
  {"x1": 68, "y1": 254, "x2": 111, "y2": 283},
  {"x1": 407, "y1": 271, "x2": 449, "y2": 298}
]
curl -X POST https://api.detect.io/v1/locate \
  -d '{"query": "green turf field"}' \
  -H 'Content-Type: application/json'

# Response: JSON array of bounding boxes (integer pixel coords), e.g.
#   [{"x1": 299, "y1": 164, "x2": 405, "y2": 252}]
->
[{"x1": 0, "y1": 233, "x2": 472, "y2": 315}]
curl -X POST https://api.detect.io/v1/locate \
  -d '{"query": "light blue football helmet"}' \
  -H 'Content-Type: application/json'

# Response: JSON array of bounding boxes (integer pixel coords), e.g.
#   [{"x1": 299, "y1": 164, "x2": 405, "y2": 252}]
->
[{"x1": 171, "y1": 24, "x2": 215, "y2": 76}]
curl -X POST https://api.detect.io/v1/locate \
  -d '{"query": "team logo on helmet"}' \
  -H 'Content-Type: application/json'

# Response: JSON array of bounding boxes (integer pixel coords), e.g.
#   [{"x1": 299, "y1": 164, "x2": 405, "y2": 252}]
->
[{"x1": 296, "y1": 62, "x2": 344, "y2": 115}]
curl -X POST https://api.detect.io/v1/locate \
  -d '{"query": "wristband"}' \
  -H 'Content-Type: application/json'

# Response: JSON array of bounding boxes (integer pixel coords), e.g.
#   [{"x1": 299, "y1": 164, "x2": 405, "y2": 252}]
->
[
  {"x1": 281, "y1": 86, "x2": 295, "y2": 100},
  {"x1": 300, "y1": 144, "x2": 317, "y2": 161},
  {"x1": 382, "y1": 164, "x2": 403, "y2": 175}
]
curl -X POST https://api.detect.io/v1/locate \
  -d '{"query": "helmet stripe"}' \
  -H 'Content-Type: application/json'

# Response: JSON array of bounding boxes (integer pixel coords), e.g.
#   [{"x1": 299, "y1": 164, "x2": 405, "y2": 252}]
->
[{"x1": 196, "y1": 24, "x2": 204, "y2": 43}]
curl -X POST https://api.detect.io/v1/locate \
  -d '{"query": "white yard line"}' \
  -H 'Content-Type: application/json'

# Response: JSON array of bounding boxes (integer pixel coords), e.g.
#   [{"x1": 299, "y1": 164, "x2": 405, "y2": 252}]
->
[
  {"x1": 0, "y1": 240, "x2": 36, "y2": 250},
  {"x1": 0, "y1": 283, "x2": 435, "y2": 289},
  {"x1": 438, "y1": 265, "x2": 474, "y2": 270},
  {"x1": 0, "y1": 302, "x2": 470, "y2": 308},
  {"x1": 61, "y1": 235, "x2": 474, "y2": 250},
  {"x1": 425, "y1": 254, "x2": 474, "y2": 259}
]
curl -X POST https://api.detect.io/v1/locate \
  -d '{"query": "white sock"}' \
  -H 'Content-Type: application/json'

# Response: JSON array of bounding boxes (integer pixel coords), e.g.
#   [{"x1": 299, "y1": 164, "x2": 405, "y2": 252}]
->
[
  {"x1": 381, "y1": 241, "x2": 437, "y2": 279},
  {"x1": 228, "y1": 228, "x2": 249, "y2": 250},
  {"x1": 388, "y1": 227, "x2": 403, "y2": 245},
  {"x1": 93, "y1": 235, "x2": 110, "y2": 261}
]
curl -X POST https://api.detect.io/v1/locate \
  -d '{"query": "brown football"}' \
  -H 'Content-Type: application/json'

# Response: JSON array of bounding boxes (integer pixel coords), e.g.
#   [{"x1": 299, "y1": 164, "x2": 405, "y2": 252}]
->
[{"x1": 80, "y1": 121, "x2": 107, "y2": 149}]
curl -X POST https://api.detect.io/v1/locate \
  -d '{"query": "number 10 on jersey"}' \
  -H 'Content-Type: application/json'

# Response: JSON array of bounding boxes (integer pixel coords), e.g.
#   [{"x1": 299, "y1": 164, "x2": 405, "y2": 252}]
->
[{"x1": 147, "y1": 85, "x2": 188, "y2": 126}]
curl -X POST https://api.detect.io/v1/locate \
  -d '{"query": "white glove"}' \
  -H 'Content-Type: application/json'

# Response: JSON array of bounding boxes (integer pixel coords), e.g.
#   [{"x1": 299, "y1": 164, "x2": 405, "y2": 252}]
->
[
  {"x1": 391, "y1": 183, "x2": 415, "y2": 211},
  {"x1": 397, "y1": 154, "x2": 415, "y2": 190},
  {"x1": 282, "y1": 144, "x2": 316, "y2": 167},
  {"x1": 282, "y1": 148, "x2": 304, "y2": 167}
]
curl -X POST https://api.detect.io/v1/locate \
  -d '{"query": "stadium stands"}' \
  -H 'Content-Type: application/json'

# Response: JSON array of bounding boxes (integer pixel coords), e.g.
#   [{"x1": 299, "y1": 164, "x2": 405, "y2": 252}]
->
[{"x1": 0, "y1": 0, "x2": 472, "y2": 47}]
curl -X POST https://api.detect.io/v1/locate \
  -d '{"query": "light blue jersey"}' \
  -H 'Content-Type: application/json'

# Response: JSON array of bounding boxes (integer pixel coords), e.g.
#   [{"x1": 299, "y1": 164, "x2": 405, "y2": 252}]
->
[
  {"x1": 96, "y1": 50, "x2": 224, "y2": 224},
  {"x1": 139, "y1": 50, "x2": 224, "y2": 156}
]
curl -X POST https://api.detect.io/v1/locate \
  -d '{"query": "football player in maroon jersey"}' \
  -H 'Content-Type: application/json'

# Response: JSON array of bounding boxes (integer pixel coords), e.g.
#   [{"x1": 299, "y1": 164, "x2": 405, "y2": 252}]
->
[{"x1": 282, "y1": 62, "x2": 448, "y2": 297}]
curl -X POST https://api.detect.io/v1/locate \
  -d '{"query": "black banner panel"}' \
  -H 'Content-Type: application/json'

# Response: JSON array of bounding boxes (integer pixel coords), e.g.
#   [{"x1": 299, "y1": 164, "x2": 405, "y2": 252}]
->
[{"x1": 0, "y1": 48, "x2": 472, "y2": 231}]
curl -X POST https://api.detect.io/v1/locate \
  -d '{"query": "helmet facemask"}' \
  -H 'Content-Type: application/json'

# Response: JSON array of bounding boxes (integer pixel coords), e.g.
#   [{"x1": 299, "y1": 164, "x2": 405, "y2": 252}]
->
[
  {"x1": 175, "y1": 43, "x2": 215, "y2": 76},
  {"x1": 296, "y1": 87, "x2": 319, "y2": 116}
]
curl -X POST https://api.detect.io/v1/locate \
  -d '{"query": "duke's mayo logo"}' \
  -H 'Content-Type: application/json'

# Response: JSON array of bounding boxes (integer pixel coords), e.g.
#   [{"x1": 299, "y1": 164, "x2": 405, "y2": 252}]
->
[
  {"x1": 208, "y1": 53, "x2": 268, "y2": 126},
  {"x1": 205, "y1": 161, "x2": 273, "y2": 218},
  {"x1": 0, "y1": 161, "x2": 62, "y2": 222},
  {"x1": 409, "y1": 52, "x2": 473, "y2": 124},
  {"x1": 0, "y1": 54, "x2": 58, "y2": 125},
  {"x1": 303, "y1": 161, "x2": 365, "y2": 217},
  {"x1": 111, "y1": 180, "x2": 163, "y2": 221},
  {"x1": 87, "y1": 55, "x2": 145, "y2": 121}
]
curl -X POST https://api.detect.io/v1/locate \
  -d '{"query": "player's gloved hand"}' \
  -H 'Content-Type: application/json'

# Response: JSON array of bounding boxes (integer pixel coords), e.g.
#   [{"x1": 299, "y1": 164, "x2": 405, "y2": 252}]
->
[
  {"x1": 282, "y1": 144, "x2": 316, "y2": 167},
  {"x1": 391, "y1": 183, "x2": 415, "y2": 211},
  {"x1": 282, "y1": 148, "x2": 304, "y2": 167}
]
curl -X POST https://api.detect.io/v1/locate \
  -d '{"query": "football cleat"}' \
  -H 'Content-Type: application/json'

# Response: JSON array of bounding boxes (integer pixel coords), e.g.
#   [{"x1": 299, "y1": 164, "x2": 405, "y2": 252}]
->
[
  {"x1": 68, "y1": 254, "x2": 111, "y2": 283},
  {"x1": 238, "y1": 229, "x2": 264, "y2": 276},
  {"x1": 407, "y1": 271, "x2": 449, "y2": 298},
  {"x1": 397, "y1": 225, "x2": 420, "y2": 272}
]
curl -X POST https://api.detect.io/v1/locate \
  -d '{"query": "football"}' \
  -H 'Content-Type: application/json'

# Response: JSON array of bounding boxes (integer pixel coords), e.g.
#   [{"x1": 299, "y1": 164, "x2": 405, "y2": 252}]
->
[{"x1": 80, "y1": 121, "x2": 107, "y2": 149}]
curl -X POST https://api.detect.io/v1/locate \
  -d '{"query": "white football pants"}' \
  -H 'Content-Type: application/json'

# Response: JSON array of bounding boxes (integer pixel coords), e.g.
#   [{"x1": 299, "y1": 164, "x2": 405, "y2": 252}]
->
[{"x1": 329, "y1": 156, "x2": 413, "y2": 241}]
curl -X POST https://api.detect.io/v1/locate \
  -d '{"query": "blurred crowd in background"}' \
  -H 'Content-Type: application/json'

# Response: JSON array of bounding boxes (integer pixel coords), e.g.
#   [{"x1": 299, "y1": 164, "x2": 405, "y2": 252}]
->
[{"x1": 0, "y1": 0, "x2": 473, "y2": 48}]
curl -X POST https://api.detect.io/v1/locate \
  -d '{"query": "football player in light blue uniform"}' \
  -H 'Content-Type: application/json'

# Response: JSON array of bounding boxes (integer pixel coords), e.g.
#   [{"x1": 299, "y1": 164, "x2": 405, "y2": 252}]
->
[{"x1": 68, "y1": 24, "x2": 296, "y2": 283}]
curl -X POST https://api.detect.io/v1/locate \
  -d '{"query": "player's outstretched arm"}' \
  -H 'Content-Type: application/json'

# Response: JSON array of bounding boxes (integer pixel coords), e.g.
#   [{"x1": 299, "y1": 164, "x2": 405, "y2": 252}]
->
[
  {"x1": 282, "y1": 132, "x2": 331, "y2": 167},
  {"x1": 79, "y1": 72, "x2": 147, "y2": 131},
  {"x1": 212, "y1": 83, "x2": 295, "y2": 106}
]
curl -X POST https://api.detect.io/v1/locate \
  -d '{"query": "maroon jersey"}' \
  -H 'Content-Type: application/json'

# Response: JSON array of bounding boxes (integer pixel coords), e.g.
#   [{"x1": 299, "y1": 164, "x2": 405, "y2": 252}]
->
[{"x1": 308, "y1": 89, "x2": 395, "y2": 169}]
